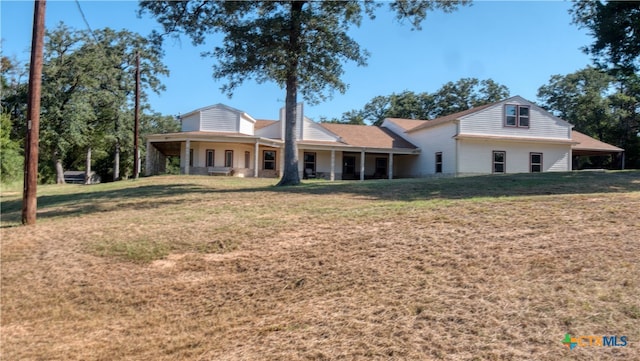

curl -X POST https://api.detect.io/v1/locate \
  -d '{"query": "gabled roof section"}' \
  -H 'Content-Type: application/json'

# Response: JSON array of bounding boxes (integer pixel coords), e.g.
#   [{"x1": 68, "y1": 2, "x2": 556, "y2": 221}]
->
[
  {"x1": 400, "y1": 95, "x2": 573, "y2": 133},
  {"x1": 407, "y1": 101, "x2": 498, "y2": 133},
  {"x1": 572, "y1": 130, "x2": 623, "y2": 152},
  {"x1": 384, "y1": 118, "x2": 429, "y2": 132},
  {"x1": 302, "y1": 117, "x2": 342, "y2": 141},
  {"x1": 180, "y1": 103, "x2": 257, "y2": 123},
  {"x1": 319, "y1": 123, "x2": 418, "y2": 149}
]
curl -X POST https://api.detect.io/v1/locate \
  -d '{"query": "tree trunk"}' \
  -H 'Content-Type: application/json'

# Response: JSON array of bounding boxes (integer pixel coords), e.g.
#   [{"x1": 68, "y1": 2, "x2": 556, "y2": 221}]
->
[
  {"x1": 276, "y1": 1, "x2": 304, "y2": 187},
  {"x1": 113, "y1": 139, "x2": 120, "y2": 181},
  {"x1": 85, "y1": 146, "x2": 91, "y2": 185},
  {"x1": 55, "y1": 158, "x2": 65, "y2": 184}
]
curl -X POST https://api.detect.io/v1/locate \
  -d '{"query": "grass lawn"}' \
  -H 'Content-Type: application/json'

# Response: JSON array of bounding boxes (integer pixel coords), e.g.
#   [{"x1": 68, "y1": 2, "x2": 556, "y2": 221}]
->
[{"x1": 1, "y1": 171, "x2": 639, "y2": 360}]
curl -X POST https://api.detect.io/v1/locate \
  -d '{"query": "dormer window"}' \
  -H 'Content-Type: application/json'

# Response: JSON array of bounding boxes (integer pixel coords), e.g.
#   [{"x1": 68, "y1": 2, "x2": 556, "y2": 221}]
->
[{"x1": 505, "y1": 105, "x2": 530, "y2": 128}]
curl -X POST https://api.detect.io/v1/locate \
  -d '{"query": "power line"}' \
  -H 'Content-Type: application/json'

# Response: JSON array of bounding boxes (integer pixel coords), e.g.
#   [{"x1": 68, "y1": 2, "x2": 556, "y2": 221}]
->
[
  {"x1": 74, "y1": 0, "x2": 143, "y2": 181},
  {"x1": 74, "y1": 0, "x2": 99, "y2": 42}
]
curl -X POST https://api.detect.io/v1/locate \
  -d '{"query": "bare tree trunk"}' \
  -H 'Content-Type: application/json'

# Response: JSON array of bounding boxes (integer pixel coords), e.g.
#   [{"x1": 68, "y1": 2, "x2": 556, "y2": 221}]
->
[
  {"x1": 113, "y1": 139, "x2": 120, "y2": 181},
  {"x1": 277, "y1": 75, "x2": 301, "y2": 186},
  {"x1": 55, "y1": 158, "x2": 65, "y2": 184},
  {"x1": 85, "y1": 146, "x2": 91, "y2": 185},
  {"x1": 276, "y1": 1, "x2": 304, "y2": 186}
]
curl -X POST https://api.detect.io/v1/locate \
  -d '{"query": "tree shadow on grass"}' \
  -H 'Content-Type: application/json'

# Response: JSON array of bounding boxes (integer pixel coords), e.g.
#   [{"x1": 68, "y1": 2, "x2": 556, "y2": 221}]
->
[
  {"x1": 1, "y1": 171, "x2": 638, "y2": 226},
  {"x1": 263, "y1": 171, "x2": 640, "y2": 202},
  {"x1": 0, "y1": 183, "x2": 209, "y2": 226}
]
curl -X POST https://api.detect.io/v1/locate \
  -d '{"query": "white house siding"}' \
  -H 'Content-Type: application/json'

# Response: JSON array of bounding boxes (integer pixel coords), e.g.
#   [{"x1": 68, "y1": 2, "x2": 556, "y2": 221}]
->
[
  {"x1": 298, "y1": 150, "x2": 344, "y2": 180},
  {"x1": 256, "y1": 122, "x2": 282, "y2": 139},
  {"x1": 404, "y1": 123, "x2": 458, "y2": 177},
  {"x1": 180, "y1": 113, "x2": 200, "y2": 132},
  {"x1": 459, "y1": 98, "x2": 571, "y2": 140},
  {"x1": 303, "y1": 119, "x2": 340, "y2": 141},
  {"x1": 200, "y1": 107, "x2": 239, "y2": 132},
  {"x1": 457, "y1": 139, "x2": 571, "y2": 175},
  {"x1": 279, "y1": 103, "x2": 304, "y2": 140},
  {"x1": 381, "y1": 121, "x2": 412, "y2": 143},
  {"x1": 239, "y1": 114, "x2": 255, "y2": 135},
  {"x1": 182, "y1": 142, "x2": 256, "y2": 175},
  {"x1": 393, "y1": 156, "x2": 417, "y2": 178}
]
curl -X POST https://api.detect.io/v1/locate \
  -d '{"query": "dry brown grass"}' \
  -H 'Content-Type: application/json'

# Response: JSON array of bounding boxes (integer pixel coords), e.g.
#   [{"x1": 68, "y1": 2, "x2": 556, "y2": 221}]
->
[{"x1": 1, "y1": 172, "x2": 639, "y2": 360}]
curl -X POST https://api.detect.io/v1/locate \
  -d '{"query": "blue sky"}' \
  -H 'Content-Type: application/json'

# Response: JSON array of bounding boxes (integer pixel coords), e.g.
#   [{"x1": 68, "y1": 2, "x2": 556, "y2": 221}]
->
[{"x1": 1, "y1": 1, "x2": 594, "y2": 121}]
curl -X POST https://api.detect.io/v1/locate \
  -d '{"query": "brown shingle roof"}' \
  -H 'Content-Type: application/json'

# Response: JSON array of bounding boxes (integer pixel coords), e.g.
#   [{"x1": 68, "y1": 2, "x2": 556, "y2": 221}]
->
[
  {"x1": 407, "y1": 102, "x2": 497, "y2": 132},
  {"x1": 255, "y1": 119, "x2": 278, "y2": 130},
  {"x1": 572, "y1": 130, "x2": 623, "y2": 152},
  {"x1": 319, "y1": 123, "x2": 417, "y2": 149},
  {"x1": 385, "y1": 118, "x2": 429, "y2": 131}
]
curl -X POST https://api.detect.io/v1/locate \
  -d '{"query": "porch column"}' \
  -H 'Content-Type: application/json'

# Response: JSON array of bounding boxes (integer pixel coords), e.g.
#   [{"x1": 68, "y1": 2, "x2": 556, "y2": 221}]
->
[
  {"x1": 145, "y1": 139, "x2": 152, "y2": 176},
  {"x1": 388, "y1": 152, "x2": 394, "y2": 180},
  {"x1": 330, "y1": 149, "x2": 335, "y2": 181},
  {"x1": 184, "y1": 139, "x2": 190, "y2": 175},
  {"x1": 360, "y1": 149, "x2": 365, "y2": 181},
  {"x1": 254, "y1": 141, "x2": 259, "y2": 177}
]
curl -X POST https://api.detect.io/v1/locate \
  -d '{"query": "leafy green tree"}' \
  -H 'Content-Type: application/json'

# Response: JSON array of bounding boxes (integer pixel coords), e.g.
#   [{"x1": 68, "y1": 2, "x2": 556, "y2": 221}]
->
[
  {"x1": 39, "y1": 24, "x2": 168, "y2": 183},
  {"x1": 0, "y1": 112, "x2": 23, "y2": 183},
  {"x1": 0, "y1": 56, "x2": 25, "y2": 183},
  {"x1": 139, "y1": 112, "x2": 180, "y2": 175},
  {"x1": 386, "y1": 91, "x2": 435, "y2": 123},
  {"x1": 607, "y1": 74, "x2": 640, "y2": 168},
  {"x1": 335, "y1": 78, "x2": 509, "y2": 125},
  {"x1": 571, "y1": 2, "x2": 640, "y2": 168},
  {"x1": 431, "y1": 78, "x2": 509, "y2": 117},
  {"x1": 1, "y1": 56, "x2": 28, "y2": 142},
  {"x1": 141, "y1": 112, "x2": 180, "y2": 136},
  {"x1": 537, "y1": 68, "x2": 639, "y2": 168},
  {"x1": 571, "y1": 1, "x2": 640, "y2": 75},
  {"x1": 361, "y1": 95, "x2": 393, "y2": 125},
  {"x1": 336, "y1": 91, "x2": 435, "y2": 126},
  {"x1": 537, "y1": 67, "x2": 616, "y2": 141},
  {"x1": 320, "y1": 109, "x2": 366, "y2": 125},
  {"x1": 340, "y1": 110, "x2": 366, "y2": 125},
  {"x1": 140, "y1": 0, "x2": 470, "y2": 185}
]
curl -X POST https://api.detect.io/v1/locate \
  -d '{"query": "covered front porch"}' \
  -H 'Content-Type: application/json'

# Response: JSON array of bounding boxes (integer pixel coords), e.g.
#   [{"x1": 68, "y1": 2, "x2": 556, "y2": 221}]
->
[
  {"x1": 145, "y1": 132, "x2": 284, "y2": 178},
  {"x1": 145, "y1": 133, "x2": 420, "y2": 181},
  {"x1": 298, "y1": 144, "x2": 420, "y2": 181}
]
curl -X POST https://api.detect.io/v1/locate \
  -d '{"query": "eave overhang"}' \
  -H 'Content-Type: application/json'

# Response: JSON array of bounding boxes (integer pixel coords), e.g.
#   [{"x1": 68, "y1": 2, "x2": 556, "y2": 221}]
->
[{"x1": 454, "y1": 133, "x2": 577, "y2": 145}]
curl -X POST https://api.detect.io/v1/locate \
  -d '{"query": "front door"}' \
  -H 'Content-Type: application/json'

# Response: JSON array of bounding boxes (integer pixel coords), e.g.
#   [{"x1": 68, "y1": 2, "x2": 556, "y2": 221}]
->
[{"x1": 343, "y1": 156, "x2": 356, "y2": 180}]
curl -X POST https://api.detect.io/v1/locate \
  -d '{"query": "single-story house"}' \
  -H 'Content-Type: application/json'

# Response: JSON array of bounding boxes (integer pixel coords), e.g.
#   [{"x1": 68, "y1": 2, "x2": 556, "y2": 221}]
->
[{"x1": 145, "y1": 96, "x2": 623, "y2": 179}]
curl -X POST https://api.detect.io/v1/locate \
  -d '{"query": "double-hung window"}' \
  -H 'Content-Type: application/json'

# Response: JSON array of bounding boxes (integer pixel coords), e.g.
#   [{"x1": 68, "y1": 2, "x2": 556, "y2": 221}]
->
[
  {"x1": 206, "y1": 149, "x2": 215, "y2": 167},
  {"x1": 435, "y1": 152, "x2": 443, "y2": 173},
  {"x1": 504, "y1": 105, "x2": 530, "y2": 128},
  {"x1": 530, "y1": 153, "x2": 542, "y2": 173},
  {"x1": 304, "y1": 152, "x2": 316, "y2": 174},
  {"x1": 244, "y1": 151, "x2": 251, "y2": 168},
  {"x1": 263, "y1": 150, "x2": 276, "y2": 170},
  {"x1": 224, "y1": 150, "x2": 233, "y2": 167},
  {"x1": 493, "y1": 151, "x2": 506, "y2": 173}
]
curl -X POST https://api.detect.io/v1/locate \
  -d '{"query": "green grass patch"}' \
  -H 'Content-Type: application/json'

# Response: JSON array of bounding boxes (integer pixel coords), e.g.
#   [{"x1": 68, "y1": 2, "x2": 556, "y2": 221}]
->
[
  {"x1": 90, "y1": 238, "x2": 170, "y2": 263},
  {"x1": 1, "y1": 171, "x2": 639, "y2": 228}
]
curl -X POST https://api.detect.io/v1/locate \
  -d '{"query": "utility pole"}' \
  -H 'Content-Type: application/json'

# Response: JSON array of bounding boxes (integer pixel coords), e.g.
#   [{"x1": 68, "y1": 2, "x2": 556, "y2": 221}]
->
[
  {"x1": 133, "y1": 51, "x2": 140, "y2": 179},
  {"x1": 22, "y1": 0, "x2": 46, "y2": 225}
]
